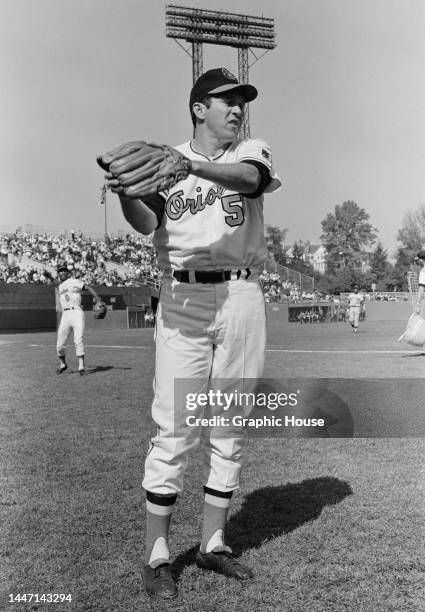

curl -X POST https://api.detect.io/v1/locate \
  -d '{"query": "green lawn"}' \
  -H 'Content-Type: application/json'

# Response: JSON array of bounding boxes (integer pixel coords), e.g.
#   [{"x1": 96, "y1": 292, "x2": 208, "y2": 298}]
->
[{"x1": 1, "y1": 327, "x2": 424, "y2": 611}]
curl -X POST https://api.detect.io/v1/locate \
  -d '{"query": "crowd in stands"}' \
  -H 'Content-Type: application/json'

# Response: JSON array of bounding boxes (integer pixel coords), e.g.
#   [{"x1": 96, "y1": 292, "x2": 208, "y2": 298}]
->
[
  {"x1": 1, "y1": 232, "x2": 404, "y2": 310},
  {"x1": 0, "y1": 233, "x2": 318, "y2": 296},
  {"x1": 0, "y1": 230, "x2": 161, "y2": 286},
  {"x1": 0, "y1": 264, "x2": 53, "y2": 284},
  {"x1": 259, "y1": 270, "x2": 318, "y2": 303}
]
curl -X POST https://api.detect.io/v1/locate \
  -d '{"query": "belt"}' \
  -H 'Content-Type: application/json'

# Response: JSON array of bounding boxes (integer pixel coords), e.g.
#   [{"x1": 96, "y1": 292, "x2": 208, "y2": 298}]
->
[
  {"x1": 63, "y1": 307, "x2": 77, "y2": 311},
  {"x1": 173, "y1": 268, "x2": 252, "y2": 284}
]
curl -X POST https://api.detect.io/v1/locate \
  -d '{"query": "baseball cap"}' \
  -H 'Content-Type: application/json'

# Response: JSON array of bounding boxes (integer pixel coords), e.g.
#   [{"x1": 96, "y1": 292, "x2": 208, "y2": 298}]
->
[
  {"x1": 57, "y1": 264, "x2": 68, "y2": 273},
  {"x1": 416, "y1": 250, "x2": 425, "y2": 260},
  {"x1": 189, "y1": 67, "x2": 258, "y2": 111}
]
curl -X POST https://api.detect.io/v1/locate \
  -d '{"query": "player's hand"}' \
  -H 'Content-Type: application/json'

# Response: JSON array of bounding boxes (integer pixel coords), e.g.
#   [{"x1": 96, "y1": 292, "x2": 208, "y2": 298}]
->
[{"x1": 103, "y1": 171, "x2": 123, "y2": 194}]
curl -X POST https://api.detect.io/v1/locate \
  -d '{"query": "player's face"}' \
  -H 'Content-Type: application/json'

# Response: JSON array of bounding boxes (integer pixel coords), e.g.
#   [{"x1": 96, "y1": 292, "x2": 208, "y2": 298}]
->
[
  {"x1": 204, "y1": 93, "x2": 246, "y2": 142},
  {"x1": 58, "y1": 270, "x2": 69, "y2": 281}
]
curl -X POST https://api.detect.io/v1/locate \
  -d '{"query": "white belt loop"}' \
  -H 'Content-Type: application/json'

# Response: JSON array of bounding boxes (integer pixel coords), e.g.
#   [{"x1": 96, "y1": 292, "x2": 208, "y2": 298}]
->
[{"x1": 188, "y1": 270, "x2": 196, "y2": 283}]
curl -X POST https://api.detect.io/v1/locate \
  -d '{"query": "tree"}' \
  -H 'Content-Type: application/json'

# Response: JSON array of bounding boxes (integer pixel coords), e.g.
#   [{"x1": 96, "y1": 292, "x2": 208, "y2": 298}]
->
[
  {"x1": 315, "y1": 268, "x2": 369, "y2": 295},
  {"x1": 369, "y1": 242, "x2": 391, "y2": 282},
  {"x1": 265, "y1": 225, "x2": 287, "y2": 265},
  {"x1": 320, "y1": 201, "x2": 377, "y2": 273},
  {"x1": 291, "y1": 240, "x2": 304, "y2": 262},
  {"x1": 397, "y1": 204, "x2": 425, "y2": 253},
  {"x1": 392, "y1": 247, "x2": 412, "y2": 291}
]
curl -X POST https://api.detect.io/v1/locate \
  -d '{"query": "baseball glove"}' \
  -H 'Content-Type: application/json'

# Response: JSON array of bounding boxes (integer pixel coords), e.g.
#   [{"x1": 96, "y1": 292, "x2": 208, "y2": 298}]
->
[
  {"x1": 93, "y1": 301, "x2": 107, "y2": 320},
  {"x1": 97, "y1": 141, "x2": 192, "y2": 198}
]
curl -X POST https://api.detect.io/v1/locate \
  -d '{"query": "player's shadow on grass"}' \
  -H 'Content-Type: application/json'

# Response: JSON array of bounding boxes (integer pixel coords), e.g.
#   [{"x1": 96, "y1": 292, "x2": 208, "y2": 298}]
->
[
  {"x1": 400, "y1": 352, "x2": 425, "y2": 358},
  {"x1": 171, "y1": 476, "x2": 352, "y2": 581},
  {"x1": 85, "y1": 365, "x2": 132, "y2": 374}
]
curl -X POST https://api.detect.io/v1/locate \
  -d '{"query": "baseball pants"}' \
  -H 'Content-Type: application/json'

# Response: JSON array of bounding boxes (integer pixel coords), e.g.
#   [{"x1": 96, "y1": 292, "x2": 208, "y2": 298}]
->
[
  {"x1": 349, "y1": 306, "x2": 360, "y2": 327},
  {"x1": 56, "y1": 309, "x2": 85, "y2": 357},
  {"x1": 142, "y1": 274, "x2": 266, "y2": 496}
]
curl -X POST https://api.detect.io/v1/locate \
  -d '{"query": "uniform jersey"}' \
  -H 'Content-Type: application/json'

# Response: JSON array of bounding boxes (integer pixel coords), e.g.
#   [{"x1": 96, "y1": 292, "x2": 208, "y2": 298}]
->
[
  {"x1": 58, "y1": 278, "x2": 85, "y2": 310},
  {"x1": 348, "y1": 292, "x2": 364, "y2": 308},
  {"x1": 153, "y1": 138, "x2": 281, "y2": 270}
]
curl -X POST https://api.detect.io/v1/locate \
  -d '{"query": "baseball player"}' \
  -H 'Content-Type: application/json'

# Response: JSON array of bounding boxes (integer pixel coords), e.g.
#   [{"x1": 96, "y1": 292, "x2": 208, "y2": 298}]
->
[
  {"x1": 414, "y1": 250, "x2": 425, "y2": 314},
  {"x1": 56, "y1": 264, "x2": 101, "y2": 375},
  {"x1": 102, "y1": 67, "x2": 282, "y2": 599},
  {"x1": 347, "y1": 285, "x2": 364, "y2": 333}
]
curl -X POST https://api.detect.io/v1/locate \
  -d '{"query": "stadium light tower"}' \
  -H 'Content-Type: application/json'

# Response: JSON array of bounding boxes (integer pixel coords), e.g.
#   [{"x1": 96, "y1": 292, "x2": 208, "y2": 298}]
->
[{"x1": 165, "y1": 4, "x2": 276, "y2": 138}]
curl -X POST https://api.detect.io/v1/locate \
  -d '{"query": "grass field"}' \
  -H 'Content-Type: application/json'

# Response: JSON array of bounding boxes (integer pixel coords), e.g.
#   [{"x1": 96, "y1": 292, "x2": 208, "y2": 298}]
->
[{"x1": 1, "y1": 317, "x2": 424, "y2": 611}]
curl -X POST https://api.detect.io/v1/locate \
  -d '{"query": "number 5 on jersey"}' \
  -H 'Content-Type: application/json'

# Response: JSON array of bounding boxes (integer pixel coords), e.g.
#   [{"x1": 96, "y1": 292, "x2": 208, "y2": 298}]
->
[{"x1": 221, "y1": 194, "x2": 244, "y2": 227}]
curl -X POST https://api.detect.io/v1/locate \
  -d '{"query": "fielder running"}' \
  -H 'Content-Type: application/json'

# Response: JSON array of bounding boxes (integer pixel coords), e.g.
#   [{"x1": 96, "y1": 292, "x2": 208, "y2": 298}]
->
[
  {"x1": 56, "y1": 265, "x2": 101, "y2": 375},
  {"x1": 99, "y1": 67, "x2": 282, "y2": 598},
  {"x1": 347, "y1": 285, "x2": 365, "y2": 333}
]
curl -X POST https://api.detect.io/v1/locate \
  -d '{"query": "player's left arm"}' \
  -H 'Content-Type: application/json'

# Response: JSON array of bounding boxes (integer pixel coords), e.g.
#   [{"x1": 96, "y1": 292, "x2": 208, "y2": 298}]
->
[
  {"x1": 190, "y1": 160, "x2": 262, "y2": 195},
  {"x1": 190, "y1": 139, "x2": 279, "y2": 196}
]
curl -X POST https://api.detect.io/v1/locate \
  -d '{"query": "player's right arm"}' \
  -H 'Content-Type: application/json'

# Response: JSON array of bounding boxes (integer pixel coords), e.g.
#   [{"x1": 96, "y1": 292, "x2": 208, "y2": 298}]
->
[
  {"x1": 118, "y1": 194, "x2": 159, "y2": 235},
  {"x1": 103, "y1": 167, "x2": 163, "y2": 234},
  {"x1": 85, "y1": 284, "x2": 102, "y2": 303}
]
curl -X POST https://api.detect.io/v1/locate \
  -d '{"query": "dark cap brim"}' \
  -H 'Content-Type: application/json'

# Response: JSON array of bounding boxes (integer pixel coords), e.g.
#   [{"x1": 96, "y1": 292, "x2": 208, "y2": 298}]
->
[{"x1": 208, "y1": 83, "x2": 258, "y2": 102}]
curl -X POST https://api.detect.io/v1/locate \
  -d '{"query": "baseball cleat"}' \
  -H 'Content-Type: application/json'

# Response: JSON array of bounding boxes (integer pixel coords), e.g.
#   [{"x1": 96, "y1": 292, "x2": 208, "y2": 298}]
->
[
  {"x1": 196, "y1": 550, "x2": 254, "y2": 580},
  {"x1": 56, "y1": 363, "x2": 68, "y2": 374},
  {"x1": 143, "y1": 563, "x2": 177, "y2": 599},
  {"x1": 78, "y1": 368, "x2": 85, "y2": 376}
]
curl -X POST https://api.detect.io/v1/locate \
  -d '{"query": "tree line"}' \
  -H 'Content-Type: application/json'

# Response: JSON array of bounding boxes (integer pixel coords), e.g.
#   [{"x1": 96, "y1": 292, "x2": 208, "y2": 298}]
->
[{"x1": 266, "y1": 201, "x2": 425, "y2": 294}]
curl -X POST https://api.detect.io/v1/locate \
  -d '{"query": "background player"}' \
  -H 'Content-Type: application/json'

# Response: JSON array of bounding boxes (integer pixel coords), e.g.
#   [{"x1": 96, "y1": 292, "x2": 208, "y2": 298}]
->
[
  {"x1": 56, "y1": 264, "x2": 102, "y2": 375},
  {"x1": 347, "y1": 284, "x2": 364, "y2": 333},
  {"x1": 100, "y1": 67, "x2": 281, "y2": 598}
]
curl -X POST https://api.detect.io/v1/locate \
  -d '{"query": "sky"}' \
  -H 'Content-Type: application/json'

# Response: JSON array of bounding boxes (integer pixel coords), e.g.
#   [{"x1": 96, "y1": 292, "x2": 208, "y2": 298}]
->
[{"x1": 1, "y1": 0, "x2": 424, "y2": 257}]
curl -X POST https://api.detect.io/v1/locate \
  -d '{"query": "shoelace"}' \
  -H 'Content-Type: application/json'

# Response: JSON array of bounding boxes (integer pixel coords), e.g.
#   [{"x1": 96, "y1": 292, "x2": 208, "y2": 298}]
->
[{"x1": 154, "y1": 565, "x2": 172, "y2": 580}]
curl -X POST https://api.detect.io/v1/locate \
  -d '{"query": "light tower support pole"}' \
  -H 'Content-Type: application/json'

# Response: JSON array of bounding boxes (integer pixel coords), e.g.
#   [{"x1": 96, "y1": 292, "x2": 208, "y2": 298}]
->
[
  {"x1": 192, "y1": 41, "x2": 203, "y2": 82},
  {"x1": 238, "y1": 47, "x2": 250, "y2": 138}
]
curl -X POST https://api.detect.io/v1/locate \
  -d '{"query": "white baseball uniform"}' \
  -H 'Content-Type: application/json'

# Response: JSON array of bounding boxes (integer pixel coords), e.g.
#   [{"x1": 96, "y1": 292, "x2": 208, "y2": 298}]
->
[
  {"x1": 419, "y1": 267, "x2": 425, "y2": 287},
  {"x1": 56, "y1": 277, "x2": 86, "y2": 357},
  {"x1": 348, "y1": 292, "x2": 364, "y2": 328},
  {"x1": 143, "y1": 137, "x2": 282, "y2": 496}
]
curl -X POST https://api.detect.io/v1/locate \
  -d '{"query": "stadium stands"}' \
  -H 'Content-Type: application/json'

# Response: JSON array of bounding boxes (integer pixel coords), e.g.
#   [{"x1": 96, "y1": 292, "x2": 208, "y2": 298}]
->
[{"x1": 0, "y1": 229, "x2": 160, "y2": 287}]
